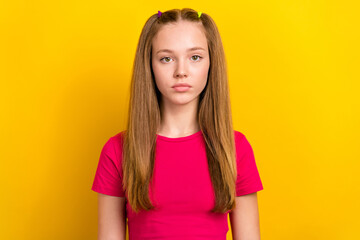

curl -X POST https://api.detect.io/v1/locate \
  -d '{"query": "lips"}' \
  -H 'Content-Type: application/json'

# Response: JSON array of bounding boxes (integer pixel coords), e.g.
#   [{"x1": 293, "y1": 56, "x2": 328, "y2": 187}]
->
[
  {"x1": 173, "y1": 86, "x2": 191, "y2": 92},
  {"x1": 172, "y1": 83, "x2": 191, "y2": 88}
]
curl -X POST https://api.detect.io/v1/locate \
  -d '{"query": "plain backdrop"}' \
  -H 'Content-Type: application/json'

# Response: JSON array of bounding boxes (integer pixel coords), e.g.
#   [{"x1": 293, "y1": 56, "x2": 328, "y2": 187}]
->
[{"x1": 1, "y1": 1, "x2": 359, "y2": 239}]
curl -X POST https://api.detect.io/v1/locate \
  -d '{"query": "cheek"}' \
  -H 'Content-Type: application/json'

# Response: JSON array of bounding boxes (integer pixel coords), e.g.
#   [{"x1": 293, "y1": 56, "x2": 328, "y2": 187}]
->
[
  {"x1": 152, "y1": 62, "x2": 162, "y2": 80},
  {"x1": 152, "y1": 64, "x2": 170, "y2": 91},
  {"x1": 201, "y1": 66, "x2": 209, "y2": 78},
  {"x1": 198, "y1": 61, "x2": 210, "y2": 81},
  {"x1": 153, "y1": 61, "x2": 168, "y2": 78}
]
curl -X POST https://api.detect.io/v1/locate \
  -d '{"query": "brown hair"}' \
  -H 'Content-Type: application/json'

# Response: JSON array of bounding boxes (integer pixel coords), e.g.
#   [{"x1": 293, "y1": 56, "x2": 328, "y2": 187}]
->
[{"x1": 122, "y1": 8, "x2": 237, "y2": 214}]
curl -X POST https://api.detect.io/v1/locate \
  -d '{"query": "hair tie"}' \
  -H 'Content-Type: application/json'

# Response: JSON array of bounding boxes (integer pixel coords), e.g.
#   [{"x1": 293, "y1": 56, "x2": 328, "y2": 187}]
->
[
  {"x1": 198, "y1": 12, "x2": 202, "y2": 18},
  {"x1": 157, "y1": 10, "x2": 162, "y2": 18}
]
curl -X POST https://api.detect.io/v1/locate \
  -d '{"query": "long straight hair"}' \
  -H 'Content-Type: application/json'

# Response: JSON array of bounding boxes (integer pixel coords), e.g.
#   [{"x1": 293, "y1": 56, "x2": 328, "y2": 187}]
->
[{"x1": 122, "y1": 8, "x2": 237, "y2": 214}]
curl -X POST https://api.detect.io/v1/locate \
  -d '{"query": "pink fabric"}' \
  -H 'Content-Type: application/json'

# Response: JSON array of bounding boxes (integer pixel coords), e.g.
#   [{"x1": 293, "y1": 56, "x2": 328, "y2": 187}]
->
[{"x1": 91, "y1": 130, "x2": 264, "y2": 240}]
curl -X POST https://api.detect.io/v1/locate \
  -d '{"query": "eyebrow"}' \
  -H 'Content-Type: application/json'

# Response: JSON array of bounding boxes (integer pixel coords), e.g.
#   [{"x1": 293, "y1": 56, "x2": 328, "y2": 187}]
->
[{"x1": 156, "y1": 47, "x2": 206, "y2": 55}]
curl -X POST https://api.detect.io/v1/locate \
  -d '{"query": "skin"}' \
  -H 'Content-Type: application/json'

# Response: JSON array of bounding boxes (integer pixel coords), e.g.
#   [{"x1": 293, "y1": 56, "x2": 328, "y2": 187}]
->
[
  {"x1": 230, "y1": 192, "x2": 261, "y2": 240},
  {"x1": 97, "y1": 193, "x2": 126, "y2": 240},
  {"x1": 151, "y1": 20, "x2": 210, "y2": 137}
]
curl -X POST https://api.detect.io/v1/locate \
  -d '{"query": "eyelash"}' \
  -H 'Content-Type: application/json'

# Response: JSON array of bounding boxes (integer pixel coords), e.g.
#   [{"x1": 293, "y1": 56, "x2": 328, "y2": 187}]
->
[{"x1": 160, "y1": 55, "x2": 203, "y2": 63}]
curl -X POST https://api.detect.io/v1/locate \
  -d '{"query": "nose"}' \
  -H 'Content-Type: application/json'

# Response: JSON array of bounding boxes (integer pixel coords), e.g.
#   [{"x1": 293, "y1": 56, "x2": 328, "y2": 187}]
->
[{"x1": 174, "y1": 59, "x2": 188, "y2": 78}]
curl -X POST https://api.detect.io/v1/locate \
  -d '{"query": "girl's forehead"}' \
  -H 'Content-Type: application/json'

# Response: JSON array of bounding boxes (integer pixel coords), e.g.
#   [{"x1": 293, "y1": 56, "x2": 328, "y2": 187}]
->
[{"x1": 152, "y1": 21, "x2": 207, "y2": 48}]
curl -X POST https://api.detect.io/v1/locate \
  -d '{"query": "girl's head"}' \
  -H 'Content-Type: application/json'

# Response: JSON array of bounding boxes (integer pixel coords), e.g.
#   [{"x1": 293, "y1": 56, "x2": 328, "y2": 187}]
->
[
  {"x1": 151, "y1": 17, "x2": 210, "y2": 107},
  {"x1": 130, "y1": 8, "x2": 228, "y2": 114},
  {"x1": 124, "y1": 8, "x2": 237, "y2": 214}
]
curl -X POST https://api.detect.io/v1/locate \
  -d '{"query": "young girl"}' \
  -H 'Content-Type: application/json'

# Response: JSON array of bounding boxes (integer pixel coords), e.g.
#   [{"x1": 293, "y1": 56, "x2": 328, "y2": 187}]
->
[{"x1": 91, "y1": 8, "x2": 264, "y2": 240}]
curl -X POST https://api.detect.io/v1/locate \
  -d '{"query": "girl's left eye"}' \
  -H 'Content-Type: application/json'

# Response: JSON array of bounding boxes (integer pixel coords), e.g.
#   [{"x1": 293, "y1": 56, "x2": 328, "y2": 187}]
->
[{"x1": 191, "y1": 55, "x2": 202, "y2": 61}]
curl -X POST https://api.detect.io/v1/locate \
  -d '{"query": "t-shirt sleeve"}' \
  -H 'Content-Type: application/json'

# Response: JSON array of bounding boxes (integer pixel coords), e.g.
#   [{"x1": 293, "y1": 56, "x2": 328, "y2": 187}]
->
[
  {"x1": 235, "y1": 132, "x2": 264, "y2": 196},
  {"x1": 91, "y1": 136, "x2": 125, "y2": 197}
]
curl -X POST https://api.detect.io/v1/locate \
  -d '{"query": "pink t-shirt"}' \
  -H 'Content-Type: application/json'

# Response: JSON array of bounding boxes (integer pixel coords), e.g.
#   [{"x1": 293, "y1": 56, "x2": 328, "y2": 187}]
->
[{"x1": 91, "y1": 130, "x2": 263, "y2": 240}]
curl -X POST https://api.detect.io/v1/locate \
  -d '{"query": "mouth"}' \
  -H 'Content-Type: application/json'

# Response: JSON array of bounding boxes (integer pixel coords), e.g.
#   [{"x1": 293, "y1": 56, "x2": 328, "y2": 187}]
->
[
  {"x1": 173, "y1": 86, "x2": 191, "y2": 92},
  {"x1": 172, "y1": 83, "x2": 191, "y2": 87}
]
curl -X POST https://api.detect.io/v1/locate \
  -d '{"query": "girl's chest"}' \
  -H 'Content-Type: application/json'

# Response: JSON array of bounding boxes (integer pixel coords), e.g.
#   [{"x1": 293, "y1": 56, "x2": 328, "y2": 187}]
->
[{"x1": 148, "y1": 141, "x2": 216, "y2": 213}]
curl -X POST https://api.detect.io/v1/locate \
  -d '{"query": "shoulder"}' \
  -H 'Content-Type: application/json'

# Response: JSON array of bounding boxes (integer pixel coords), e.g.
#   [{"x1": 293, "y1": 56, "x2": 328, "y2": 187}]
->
[
  {"x1": 110, "y1": 130, "x2": 126, "y2": 145},
  {"x1": 102, "y1": 130, "x2": 126, "y2": 160},
  {"x1": 233, "y1": 130, "x2": 247, "y2": 145},
  {"x1": 233, "y1": 130, "x2": 254, "y2": 156}
]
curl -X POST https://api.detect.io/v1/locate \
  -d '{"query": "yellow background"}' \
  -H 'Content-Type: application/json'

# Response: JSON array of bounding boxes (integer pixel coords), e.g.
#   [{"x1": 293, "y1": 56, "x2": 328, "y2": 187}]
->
[{"x1": 1, "y1": 0, "x2": 359, "y2": 239}]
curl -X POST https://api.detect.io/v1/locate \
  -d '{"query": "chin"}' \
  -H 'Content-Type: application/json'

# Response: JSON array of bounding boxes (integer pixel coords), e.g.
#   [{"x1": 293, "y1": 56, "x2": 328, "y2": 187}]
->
[{"x1": 170, "y1": 96, "x2": 199, "y2": 105}]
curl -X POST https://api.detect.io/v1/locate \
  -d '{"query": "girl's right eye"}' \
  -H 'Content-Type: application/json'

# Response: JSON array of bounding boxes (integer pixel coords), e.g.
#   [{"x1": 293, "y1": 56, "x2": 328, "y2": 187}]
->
[{"x1": 160, "y1": 57, "x2": 172, "y2": 63}]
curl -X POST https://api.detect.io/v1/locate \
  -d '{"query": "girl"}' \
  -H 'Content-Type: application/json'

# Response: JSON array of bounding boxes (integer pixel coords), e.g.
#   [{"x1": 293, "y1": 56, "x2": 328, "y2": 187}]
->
[{"x1": 92, "y1": 8, "x2": 264, "y2": 240}]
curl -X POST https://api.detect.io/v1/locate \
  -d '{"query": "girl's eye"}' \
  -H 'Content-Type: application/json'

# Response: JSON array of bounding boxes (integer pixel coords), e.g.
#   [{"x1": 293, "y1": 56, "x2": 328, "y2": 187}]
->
[
  {"x1": 160, "y1": 57, "x2": 172, "y2": 63},
  {"x1": 191, "y1": 55, "x2": 202, "y2": 61}
]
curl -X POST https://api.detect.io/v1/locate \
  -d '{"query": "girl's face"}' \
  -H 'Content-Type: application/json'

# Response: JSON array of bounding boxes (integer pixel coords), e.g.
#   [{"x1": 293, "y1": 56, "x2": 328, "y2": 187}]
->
[{"x1": 151, "y1": 20, "x2": 210, "y2": 106}]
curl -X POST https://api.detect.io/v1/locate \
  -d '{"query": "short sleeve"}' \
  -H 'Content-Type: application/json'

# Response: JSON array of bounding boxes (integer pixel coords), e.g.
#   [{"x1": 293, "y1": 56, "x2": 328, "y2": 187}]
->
[
  {"x1": 235, "y1": 132, "x2": 264, "y2": 196},
  {"x1": 91, "y1": 135, "x2": 125, "y2": 197}
]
